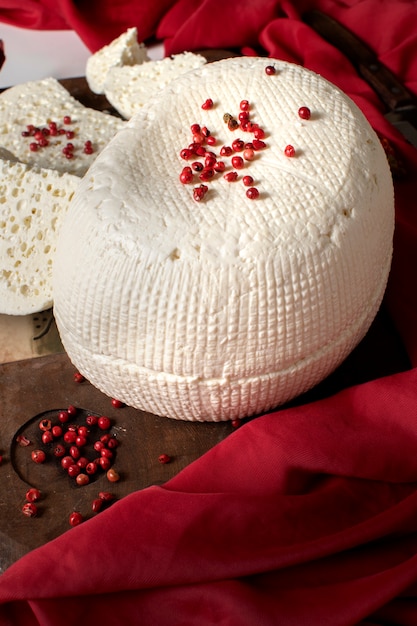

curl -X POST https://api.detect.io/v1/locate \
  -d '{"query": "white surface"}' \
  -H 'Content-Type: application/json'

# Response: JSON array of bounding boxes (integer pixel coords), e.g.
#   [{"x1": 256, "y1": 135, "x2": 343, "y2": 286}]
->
[
  {"x1": 103, "y1": 52, "x2": 207, "y2": 118},
  {"x1": 85, "y1": 27, "x2": 149, "y2": 94},
  {"x1": 53, "y1": 57, "x2": 394, "y2": 421},
  {"x1": 0, "y1": 77, "x2": 124, "y2": 175},
  {"x1": 0, "y1": 23, "x2": 164, "y2": 88},
  {"x1": 0, "y1": 159, "x2": 79, "y2": 314}
]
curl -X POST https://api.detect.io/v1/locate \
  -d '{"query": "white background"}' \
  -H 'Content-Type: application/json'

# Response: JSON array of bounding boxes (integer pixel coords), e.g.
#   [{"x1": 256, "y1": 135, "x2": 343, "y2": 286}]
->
[{"x1": 0, "y1": 23, "x2": 164, "y2": 88}]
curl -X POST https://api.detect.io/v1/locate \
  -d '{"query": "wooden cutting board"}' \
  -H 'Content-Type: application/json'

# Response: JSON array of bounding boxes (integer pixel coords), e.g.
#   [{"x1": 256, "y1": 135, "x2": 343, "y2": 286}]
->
[{"x1": 0, "y1": 352, "x2": 233, "y2": 572}]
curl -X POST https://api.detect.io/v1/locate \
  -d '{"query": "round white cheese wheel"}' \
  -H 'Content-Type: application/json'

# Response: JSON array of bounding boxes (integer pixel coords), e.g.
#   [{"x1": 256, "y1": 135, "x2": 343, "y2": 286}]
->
[{"x1": 53, "y1": 57, "x2": 394, "y2": 421}]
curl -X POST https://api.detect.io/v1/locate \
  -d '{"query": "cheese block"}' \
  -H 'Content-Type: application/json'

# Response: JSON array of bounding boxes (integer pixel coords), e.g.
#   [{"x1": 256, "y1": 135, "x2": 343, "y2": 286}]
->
[
  {"x1": 0, "y1": 156, "x2": 79, "y2": 315},
  {"x1": 53, "y1": 57, "x2": 395, "y2": 421},
  {"x1": 86, "y1": 27, "x2": 149, "y2": 95},
  {"x1": 0, "y1": 77, "x2": 124, "y2": 177},
  {"x1": 103, "y1": 52, "x2": 207, "y2": 119}
]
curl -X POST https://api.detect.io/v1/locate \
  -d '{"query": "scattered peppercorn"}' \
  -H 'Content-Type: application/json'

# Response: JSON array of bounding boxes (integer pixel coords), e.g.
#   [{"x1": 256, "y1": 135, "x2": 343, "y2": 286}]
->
[
  {"x1": 158, "y1": 453, "x2": 172, "y2": 464},
  {"x1": 298, "y1": 106, "x2": 311, "y2": 120},
  {"x1": 22, "y1": 116, "x2": 94, "y2": 160},
  {"x1": 106, "y1": 468, "x2": 120, "y2": 482},
  {"x1": 22, "y1": 502, "x2": 38, "y2": 518},
  {"x1": 201, "y1": 98, "x2": 214, "y2": 110},
  {"x1": 69, "y1": 511, "x2": 83, "y2": 527},
  {"x1": 25, "y1": 488, "x2": 41, "y2": 502}
]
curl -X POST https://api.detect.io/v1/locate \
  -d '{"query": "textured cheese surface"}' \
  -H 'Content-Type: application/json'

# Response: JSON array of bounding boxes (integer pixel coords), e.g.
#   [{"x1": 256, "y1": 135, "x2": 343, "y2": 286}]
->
[
  {"x1": 0, "y1": 157, "x2": 79, "y2": 315},
  {"x1": 103, "y1": 52, "x2": 207, "y2": 119},
  {"x1": 53, "y1": 57, "x2": 395, "y2": 421},
  {"x1": 86, "y1": 27, "x2": 149, "y2": 94},
  {"x1": 0, "y1": 78, "x2": 124, "y2": 176}
]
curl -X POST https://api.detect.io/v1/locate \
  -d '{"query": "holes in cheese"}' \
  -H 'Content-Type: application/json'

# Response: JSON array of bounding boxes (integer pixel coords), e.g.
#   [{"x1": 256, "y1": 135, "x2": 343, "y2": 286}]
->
[
  {"x1": 0, "y1": 78, "x2": 124, "y2": 177},
  {"x1": 0, "y1": 157, "x2": 79, "y2": 315}
]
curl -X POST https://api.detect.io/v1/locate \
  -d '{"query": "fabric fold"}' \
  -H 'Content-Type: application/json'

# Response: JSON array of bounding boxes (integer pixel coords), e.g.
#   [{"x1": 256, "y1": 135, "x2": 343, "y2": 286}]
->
[{"x1": 2, "y1": 369, "x2": 417, "y2": 623}]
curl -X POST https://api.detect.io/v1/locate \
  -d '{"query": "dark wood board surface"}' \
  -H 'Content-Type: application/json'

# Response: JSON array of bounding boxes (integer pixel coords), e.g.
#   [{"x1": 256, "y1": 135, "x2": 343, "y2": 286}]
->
[{"x1": 0, "y1": 352, "x2": 233, "y2": 572}]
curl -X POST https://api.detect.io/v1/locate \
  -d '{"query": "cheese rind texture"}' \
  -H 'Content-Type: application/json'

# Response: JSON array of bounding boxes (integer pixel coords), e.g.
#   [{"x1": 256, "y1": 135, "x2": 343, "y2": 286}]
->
[
  {"x1": 103, "y1": 52, "x2": 207, "y2": 119},
  {"x1": 53, "y1": 57, "x2": 394, "y2": 421},
  {"x1": 0, "y1": 157, "x2": 79, "y2": 314},
  {"x1": 0, "y1": 78, "x2": 124, "y2": 176},
  {"x1": 86, "y1": 27, "x2": 149, "y2": 94}
]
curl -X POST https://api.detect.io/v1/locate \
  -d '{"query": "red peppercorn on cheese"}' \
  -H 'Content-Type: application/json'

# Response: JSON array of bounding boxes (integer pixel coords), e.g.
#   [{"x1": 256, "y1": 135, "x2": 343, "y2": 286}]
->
[
  {"x1": 86, "y1": 27, "x2": 150, "y2": 95},
  {"x1": 53, "y1": 57, "x2": 394, "y2": 421},
  {"x1": 0, "y1": 155, "x2": 79, "y2": 314},
  {"x1": 0, "y1": 77, "x2": 124, "y2": 177},
  {"x1": 102, "y1": 52, "x2": 207, "y2": 119}
]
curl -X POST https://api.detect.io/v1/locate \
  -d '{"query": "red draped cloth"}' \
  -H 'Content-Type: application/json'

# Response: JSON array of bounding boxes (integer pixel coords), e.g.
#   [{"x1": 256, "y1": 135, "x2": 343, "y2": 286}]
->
[{"x1": 2, "y1": 2, "x2": 417, "y2": 624}]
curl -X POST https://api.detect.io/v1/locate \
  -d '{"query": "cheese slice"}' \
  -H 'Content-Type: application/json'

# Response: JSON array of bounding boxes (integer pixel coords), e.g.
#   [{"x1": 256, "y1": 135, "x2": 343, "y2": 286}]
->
[
  {"x1": 0, "y1": 156, "x2": 79, "y2": 315},
  {"x1": 103, "y1": 52, "x2": 207, "y2": 119},
  {"x1": 86, "y1": 27, "x2": 149, "y2": 95},
  {"x1": 0, "y1": 77, "x2": 124, "y2": 177},
  {"x1": 53, "y1": 57, "x2": 394, "y2": 421}
]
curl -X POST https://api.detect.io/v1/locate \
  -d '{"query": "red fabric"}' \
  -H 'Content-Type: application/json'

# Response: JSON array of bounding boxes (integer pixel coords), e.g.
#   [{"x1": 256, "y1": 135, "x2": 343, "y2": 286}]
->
[
  {"x1": 3, "y1": 372, "x2": 417, "y2": 624},
  {"x1": 2, "y1": 1, "x2": 417, "y2": 624}
]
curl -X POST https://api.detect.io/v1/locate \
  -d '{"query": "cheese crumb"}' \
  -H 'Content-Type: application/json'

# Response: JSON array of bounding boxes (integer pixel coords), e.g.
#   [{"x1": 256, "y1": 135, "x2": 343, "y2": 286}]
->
[
  {"x1": 103, "y1": 52, "x2": 207, "y2": 119},
  {"x1": 86, "y1": 27, "x2": 150, "y2": 95}
]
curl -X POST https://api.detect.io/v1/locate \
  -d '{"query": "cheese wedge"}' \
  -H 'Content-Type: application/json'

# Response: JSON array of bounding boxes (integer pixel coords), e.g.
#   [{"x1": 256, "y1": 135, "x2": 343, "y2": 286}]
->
[
  {"x1": 53, "y1": 57, "x2": 394, "y2": 421},
  {"x1": 0, "y1": 77, "x2": 124, "y2": 177},
  {"x1": 86, "y1": 27, "x2": 149, "y2": 95},
  {"x1": 0, "y1": 156, "x2": 79, "y2": 315},
  {"x1": 103, "y1": 52, "x2": 207, "y2": 119}
]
